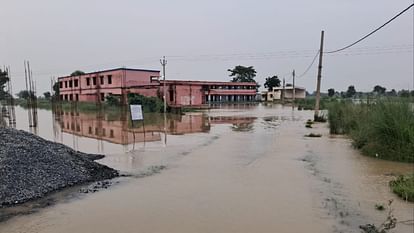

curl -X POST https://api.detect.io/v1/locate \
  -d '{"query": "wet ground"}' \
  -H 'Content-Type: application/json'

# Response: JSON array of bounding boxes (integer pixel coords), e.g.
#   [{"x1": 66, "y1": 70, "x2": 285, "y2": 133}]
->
[{"x1": 0, "y1": 104, "x2": 413, "y2": 233}]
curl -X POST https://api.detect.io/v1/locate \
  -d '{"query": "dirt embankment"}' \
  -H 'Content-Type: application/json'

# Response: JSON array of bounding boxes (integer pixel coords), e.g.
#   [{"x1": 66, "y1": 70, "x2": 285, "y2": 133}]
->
[{"x1": 0, "y1": 127, "x2": 118, "y2": 207}]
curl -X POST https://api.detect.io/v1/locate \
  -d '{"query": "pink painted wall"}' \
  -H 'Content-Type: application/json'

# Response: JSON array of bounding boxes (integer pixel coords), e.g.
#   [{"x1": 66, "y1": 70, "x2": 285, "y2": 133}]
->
[
  {"x1": 161, "y1": 84, "x2": 204, "y2": 106},
  {"x1": 128, "y1": 87, "x2": 159, "y2": 98},
  {"x1": 125, "y1": 70, "x2": 160, "y2": 87}
]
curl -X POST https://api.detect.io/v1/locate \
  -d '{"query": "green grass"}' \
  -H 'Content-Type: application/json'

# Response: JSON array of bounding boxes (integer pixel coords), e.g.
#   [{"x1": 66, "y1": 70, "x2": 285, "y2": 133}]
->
[
  {"x1": 16, "y1": 98, "x2": 122, "y2": 113},
  {"x1": 389, "y1": 174, "x2": 414, "y2": 202},
  {"x1": 295, "y1": 97, "x2": 333, "y2": 110},
  {"x1": 327, "y1": 99, "x2": 414, "y2": 162},
  {"x1": 14, "y1": 95, "x2": 168, "y2": 114}
]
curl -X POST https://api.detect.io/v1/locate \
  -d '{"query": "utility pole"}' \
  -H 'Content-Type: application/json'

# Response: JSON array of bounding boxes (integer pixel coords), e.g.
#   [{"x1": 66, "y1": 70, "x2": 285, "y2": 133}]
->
[
  {"x1": 292, "y1": 69, "x2": 296, "y2": 102},
  {"x1": 314, "y1": 30, "x2": 324, "y2": 120},
  {"x1": 160, "y1": 56, "x2": 167, "y2": 113},
  {"x1": 282, "y1": 78, "x2": 285, "y2": 103},
  {"x1": 160, "y1": 56, "x2": 168, "y2": 146}
]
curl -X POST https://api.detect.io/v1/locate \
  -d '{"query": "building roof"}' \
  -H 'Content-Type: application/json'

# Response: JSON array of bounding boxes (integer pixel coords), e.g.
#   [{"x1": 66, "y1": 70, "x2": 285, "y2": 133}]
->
[
  {"x1": 272, "y1": 86, "x2": 305, "y2": 91},
  {"x1": 58, "y1": 67, "x2": 160, "y2": 79},
  {"x1": 161, "y1": 80, "x2": 257, "y2": 86}
]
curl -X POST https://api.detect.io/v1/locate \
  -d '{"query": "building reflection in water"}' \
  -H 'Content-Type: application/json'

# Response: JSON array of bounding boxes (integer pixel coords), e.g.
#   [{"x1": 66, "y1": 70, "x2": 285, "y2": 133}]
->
[{"x1": 54, "y1": 109, "x2": 256, "y2": 147}]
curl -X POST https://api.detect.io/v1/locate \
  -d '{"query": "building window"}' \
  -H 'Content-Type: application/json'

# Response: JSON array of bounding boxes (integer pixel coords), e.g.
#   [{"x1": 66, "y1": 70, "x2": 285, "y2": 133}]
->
[
  {"x1": 95, "y1": 127, "x2": 99, "y2": 136},
  {"x1": 69, "y1": 80, "x2": 73, "y2": 88},
  {"x1": 65, "y1": 81, "x2": 68, "y2": 88},
  {"x1": 107, "y1": 75, "x2": 112, "y2": 84},
  {"x1": 100, "y1": 76, "x2": 104, "y2": 85},
  {"x1": 59, "y1": 82, "x2": 63, "y2": 88},
  {"x1": 65, "y1": 94, "x2": 68, "y2": 100},
  {"x1": 93, "y1": 77, "x2": 97, "y2": 85},
  {"x1": 109, "y1": 129, "x2": 114, "y2": 138},
  {"x1": 60, "y1": 94, "x2": 63, "y2": 100},
  {"x1": 69, "y1": 94, "x2": 73, "y2": 101},
  {"x1": 86, "y1": 78, "x2": 90, "y2": 86},
  {"x1": 75, "y1": 94, "x2": 79, "y2": 101},
  {"x1": 102, "y1": 128, "x2": 106, "y2": 136},
  {"x1": 74, "y1": 79, "x2": 78, "y2": 87},
  {"x1": 169, "y1": 90, "x2": 174, "y2": 101},
  {"x1": 100, "y1": 93, "x2": 105, "y2": 101},
  {"x1": 88, "y1": 126, "x2": 92, "y2": 134}
]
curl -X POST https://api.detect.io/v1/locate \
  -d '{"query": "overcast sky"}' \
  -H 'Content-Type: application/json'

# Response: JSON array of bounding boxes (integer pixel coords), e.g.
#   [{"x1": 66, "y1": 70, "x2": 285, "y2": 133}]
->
[{"x1": 1, "y1": 0, "x2": 413, "y2": 95}]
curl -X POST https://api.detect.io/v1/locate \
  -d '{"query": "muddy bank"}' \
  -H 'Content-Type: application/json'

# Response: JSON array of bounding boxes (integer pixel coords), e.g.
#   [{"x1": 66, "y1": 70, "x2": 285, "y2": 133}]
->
[{"x1": 0, "y1": 127, "x2": 118, "y2": 207}]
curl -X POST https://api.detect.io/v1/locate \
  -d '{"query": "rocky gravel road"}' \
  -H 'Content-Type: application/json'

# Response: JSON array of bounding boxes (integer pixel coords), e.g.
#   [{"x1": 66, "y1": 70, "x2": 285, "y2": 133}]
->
[{"x1": 0, "y1": 127, "x2": 118, "y2": 207}]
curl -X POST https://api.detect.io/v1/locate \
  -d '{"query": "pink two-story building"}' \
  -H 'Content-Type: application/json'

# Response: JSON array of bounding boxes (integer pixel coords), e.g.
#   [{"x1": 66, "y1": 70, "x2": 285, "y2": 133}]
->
[{"x1": 58, "y1": 68, "x2": 257, "y2": 107}]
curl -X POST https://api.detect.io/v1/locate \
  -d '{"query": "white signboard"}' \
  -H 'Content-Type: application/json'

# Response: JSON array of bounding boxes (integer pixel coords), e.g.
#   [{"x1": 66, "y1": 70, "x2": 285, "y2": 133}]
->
[{"x1": 130, "y1": 104, "x2": 143, "y2": 120}]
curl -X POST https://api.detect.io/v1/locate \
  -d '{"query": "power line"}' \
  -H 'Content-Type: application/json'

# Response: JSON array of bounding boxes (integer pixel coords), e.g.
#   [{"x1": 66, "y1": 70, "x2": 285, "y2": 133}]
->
[
  {"x1": 297, "y1": 50, "x2": 320, "y2": 78},
  {"x1": 6, "y1": 44, "x2": 412, "y2": 78},
  {"x1": 325, "y1": 3, "x2": 414, "y2": 54}
]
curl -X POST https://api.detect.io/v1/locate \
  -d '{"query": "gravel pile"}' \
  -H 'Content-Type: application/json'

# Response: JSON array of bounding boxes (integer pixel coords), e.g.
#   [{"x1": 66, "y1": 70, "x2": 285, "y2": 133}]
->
[{"x1": 0, "y1": 127, "x2": 118, "y2": 207}]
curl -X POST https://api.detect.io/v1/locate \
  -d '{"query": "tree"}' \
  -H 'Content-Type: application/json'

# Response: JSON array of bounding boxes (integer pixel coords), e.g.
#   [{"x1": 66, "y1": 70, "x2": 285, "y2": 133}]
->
[
  {"x1": 228, "y1": 66, "x2": 257, "y2": 83},
  {"x1": 328, "y1": 88, "x2": 335, "y2": 97},
  {"x1": 399, "y1": 89, "x2": 410, "y2": 98},
  {"x1": 263, "y1": 75, "x2": 281, "y2": 91},
  {"x1": 373, "y1": 85, "x2": 386, "y2": 95},
  {"x1": 70, "y1": 70, "x2": 85, "y2": 76},
  {"x1": 386, "y1": 89, "x2": 397, "y2": 97},
  {"x1": 346, "y1": 85, "x2": 356, "y2": 98},
  {"x1": 0, "y1": 69, "x2": 9, "y2": 100},
  {"x1": 52, "y1": 82, "x2": 60, "y2": 99},
  {"x1": 16, "y1": 90, "x2": 35, "y2": 99},
  {"x1": 43, "y1": 92, "x2": 51, "y2": 99}
]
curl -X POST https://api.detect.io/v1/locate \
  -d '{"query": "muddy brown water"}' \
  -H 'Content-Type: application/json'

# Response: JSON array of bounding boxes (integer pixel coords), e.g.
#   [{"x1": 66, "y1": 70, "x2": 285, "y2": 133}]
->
[{"x1": 0, "y1": 104, "x2": 413, "y2": 233}]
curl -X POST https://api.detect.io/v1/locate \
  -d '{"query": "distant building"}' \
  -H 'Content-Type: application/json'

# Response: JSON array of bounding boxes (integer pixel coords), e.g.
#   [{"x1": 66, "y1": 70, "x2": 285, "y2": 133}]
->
[
  {"x1": 58, "y1": 67, "x2": 257, "y2": 107},
  {"x1": 261, "y1": 86, "x2": 306, "y2": 102}
]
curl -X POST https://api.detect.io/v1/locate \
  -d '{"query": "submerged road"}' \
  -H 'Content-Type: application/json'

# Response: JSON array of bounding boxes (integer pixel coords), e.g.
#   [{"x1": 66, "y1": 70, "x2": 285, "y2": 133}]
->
[{"x1": 0, "y1": 104, "x2": 413, "y2": 233}]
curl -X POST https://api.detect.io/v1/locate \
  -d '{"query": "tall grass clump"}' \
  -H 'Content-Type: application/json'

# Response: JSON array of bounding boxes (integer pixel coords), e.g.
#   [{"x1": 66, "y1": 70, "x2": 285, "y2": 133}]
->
[
  {"x1": 328, "y1": 99, "x2": 414, "y2": 162},
  {"x1": 327, "y1": 101, "x2": 362, "y2": 134},
  {"x1": 389, "y1": 174, "x2": 414, "y2": 202}
]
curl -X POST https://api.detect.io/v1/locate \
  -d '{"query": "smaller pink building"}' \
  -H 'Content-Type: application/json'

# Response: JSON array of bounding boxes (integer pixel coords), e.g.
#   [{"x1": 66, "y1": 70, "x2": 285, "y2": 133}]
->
[{"x1": 58, "y1": 68, "x2": 257, "y2": 107}]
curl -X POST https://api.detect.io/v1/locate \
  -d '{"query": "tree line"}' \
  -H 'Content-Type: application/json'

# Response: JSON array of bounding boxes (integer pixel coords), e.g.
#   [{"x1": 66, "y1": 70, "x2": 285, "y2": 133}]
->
[{"x1": 326, "y1": 85, "x2": 414, "y2": 98}]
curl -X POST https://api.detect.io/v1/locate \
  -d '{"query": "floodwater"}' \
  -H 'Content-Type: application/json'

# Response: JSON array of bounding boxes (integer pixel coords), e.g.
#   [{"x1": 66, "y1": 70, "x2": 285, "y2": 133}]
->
[{"x1": 0, "y1": 104, "x2": 413, "y2": 233}]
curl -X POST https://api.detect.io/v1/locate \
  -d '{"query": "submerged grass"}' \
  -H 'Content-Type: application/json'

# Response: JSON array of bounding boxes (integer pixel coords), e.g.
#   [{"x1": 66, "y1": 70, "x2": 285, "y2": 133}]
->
[
  {"x1": 305, "y1": 133, "x2": 322, "y2": 138},
  {"x1": 389, "y1": 174, "x2": 414, "y2": 202},
  {"x1": 327, "y1": 100, "x2": 414, "y2": 162}
]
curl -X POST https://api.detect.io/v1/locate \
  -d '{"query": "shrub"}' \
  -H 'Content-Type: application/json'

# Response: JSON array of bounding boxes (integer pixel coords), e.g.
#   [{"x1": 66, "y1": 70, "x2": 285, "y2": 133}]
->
[
  {"x1": 127, "y1": 93, "x2": 164, "y2": 113},
  {"x1": 389, "y1": 174, "x2": 414, "y2": 202},
  {"x1": 106, "y1": 94, "x2": 120, "y2": 106}
]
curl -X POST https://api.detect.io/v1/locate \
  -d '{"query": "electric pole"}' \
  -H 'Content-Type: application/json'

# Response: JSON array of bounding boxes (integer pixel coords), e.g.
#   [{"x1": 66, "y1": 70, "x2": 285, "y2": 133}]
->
[
  {"x1": 292, "y1": 69, "x2": 296, "y2": 102},
  {"x1": 160, "y1": 56, "x2": 168, "y2": 145},
  {"x1": 160, "y1": 56, "x2": 167, "y2": 113},
  {"x1": 282, "y1": 78, "x2": 285, "y2": 103},
  {"x1": 314, "y1": 30, "x2": 324, "y2": 120}
]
